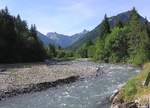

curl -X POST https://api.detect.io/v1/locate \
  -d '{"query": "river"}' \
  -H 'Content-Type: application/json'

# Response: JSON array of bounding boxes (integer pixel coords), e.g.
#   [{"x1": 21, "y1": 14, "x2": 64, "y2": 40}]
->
[{"x1": 0, "y1": 63, "x2": 140, "y2": 108}]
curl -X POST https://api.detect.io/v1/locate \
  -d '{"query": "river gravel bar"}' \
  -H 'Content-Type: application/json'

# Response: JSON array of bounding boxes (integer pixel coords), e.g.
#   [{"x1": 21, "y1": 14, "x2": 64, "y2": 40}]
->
[{"x1": 0, "y1": 60, "x2": 98, "y2": 93}]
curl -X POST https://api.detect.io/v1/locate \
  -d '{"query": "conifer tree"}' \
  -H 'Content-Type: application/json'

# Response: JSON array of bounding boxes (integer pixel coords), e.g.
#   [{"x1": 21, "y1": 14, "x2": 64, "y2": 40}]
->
[
  {"x1": 94, "y1": 14, "x2": 111, "y2": 61},
  {"x1": 116, "y1": 18, "x2": 123, "y2": 28},
  {"x1": 100, "y1": 14, "x2": 111, "y2": 37}
]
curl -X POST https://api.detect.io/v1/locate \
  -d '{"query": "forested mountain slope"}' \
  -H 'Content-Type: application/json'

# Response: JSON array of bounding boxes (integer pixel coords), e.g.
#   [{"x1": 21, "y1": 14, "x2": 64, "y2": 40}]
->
[
  {"x1": 70, "y1": 10, "x2": 147, "y2": 49},
  {"x1": 74, "y1": 8, "x2": 150, "y2": 65}
]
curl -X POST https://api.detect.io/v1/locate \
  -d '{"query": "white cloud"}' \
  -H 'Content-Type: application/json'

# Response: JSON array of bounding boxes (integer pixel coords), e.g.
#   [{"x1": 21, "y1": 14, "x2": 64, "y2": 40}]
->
[{"x1": 58, "y1": 0, "x2": 95, "y2": 19}]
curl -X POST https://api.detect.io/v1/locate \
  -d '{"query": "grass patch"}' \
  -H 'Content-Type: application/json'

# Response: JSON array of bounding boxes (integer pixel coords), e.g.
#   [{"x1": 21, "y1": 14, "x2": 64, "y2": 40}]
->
[
  {"x1": 122, "y1": 78, "x2": 138, "y2": 101},
  {"x1": 120, "y1": 62, "x2": 150, "y2": 102}
]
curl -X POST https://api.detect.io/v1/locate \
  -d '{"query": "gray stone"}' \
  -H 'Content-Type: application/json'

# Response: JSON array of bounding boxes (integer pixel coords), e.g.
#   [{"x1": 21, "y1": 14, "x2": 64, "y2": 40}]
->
[{"x1": 0, "y1": 68, "x2": 6, "y2": 72}]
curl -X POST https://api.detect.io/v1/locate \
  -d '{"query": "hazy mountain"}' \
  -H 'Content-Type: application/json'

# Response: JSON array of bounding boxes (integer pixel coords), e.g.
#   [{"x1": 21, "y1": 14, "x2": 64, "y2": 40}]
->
[
  {"x1": 71, "y1": 29, "x2": 88, "y2": 43},
  {"x1": 46, "y1": 29, "x2": 88, "y2": 48},
  {"x1": 69, "y1": 10, "x2": 147, "y2": 49},
  {"x1": 37, "y1": 32, "x2": 55, "y2": 46}
]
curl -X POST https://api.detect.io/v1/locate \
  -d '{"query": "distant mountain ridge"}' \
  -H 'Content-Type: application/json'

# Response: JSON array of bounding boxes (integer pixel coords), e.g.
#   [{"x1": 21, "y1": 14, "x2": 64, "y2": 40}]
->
[
  {"x1": 69, "y1": 10, "x2": 147, "y2": 49},
  {"x1": 37, "y1": 32, "x2": 55, "y2": 46},
  {"x1": 47, "y1": 29, "x2": 88, "y2": 48},
  {"x1": 37, "y1": 30, "x2": 88, "y2": 48}
]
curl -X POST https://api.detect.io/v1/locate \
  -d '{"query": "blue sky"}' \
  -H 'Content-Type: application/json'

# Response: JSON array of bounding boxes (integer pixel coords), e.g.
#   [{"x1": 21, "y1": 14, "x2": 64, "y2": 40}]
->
[{"x1": 0, "y1": 0, "x2": 150, "y2": 35}]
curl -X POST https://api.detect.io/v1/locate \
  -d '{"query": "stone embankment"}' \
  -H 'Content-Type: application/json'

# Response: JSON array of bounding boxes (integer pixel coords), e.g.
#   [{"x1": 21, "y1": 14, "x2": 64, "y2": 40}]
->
[{"x1": 110, "y1": 91, "x2": 137, "y2": 108}]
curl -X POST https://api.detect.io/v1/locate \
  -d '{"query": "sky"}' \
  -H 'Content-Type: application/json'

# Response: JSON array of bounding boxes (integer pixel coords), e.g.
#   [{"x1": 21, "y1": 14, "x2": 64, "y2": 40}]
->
[{"x1": 0, "y1": 0, "x2": 150, "y2": 35}]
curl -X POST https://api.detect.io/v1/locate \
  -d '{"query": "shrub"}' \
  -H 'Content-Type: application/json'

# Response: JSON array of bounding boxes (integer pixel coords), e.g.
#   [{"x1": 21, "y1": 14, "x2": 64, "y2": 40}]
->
[{"x1": 123, "y1": 78, "x2": 137, "y2": 101}]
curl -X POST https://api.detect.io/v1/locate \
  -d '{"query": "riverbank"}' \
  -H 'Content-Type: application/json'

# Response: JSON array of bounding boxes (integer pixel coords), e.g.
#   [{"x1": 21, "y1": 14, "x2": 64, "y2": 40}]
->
[
  {"x1": 0, "y1": 60, "x2": 98, "y2": 100},
  {"x1": 111, "y1": 63, "x2": 150, "y2": 108}
]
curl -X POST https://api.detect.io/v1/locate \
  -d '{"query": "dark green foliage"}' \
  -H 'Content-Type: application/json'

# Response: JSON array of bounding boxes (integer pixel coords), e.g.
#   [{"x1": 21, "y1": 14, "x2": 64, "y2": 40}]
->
[
  {"x1": 127, "y1": 8, "x2": 150, "y2": 64},
  {"x1": 104, "y1": 27, "x2": 129, "y2": 63},
  {"x1": 100, "y1": 14, "x2": 111, "y2": 36},
  {"x1": 93, "y1": 15, "x2": 111, "y2": 61},
  {"x1": 87, "y1": 45, "x2": 95, "y2": 58},
  {"x1": 46, "y1": 45, "x2": 74, "y2": 59},
  {"x1": 94, "y1": 37, "x2": 105, "y2": 61},
  {"x1": 115, "y1": 19, "x2": 123, "y2": 28},
  {"x1": 47, "y1": 44, "x2": 56, "y2": 58},
  {"x1": 56, "y1": 49, "x2": 74, "y2": 58},
  {"x1": 77, "y1": 48, "x2": 88, "y2": 58},
  {"x1": 0, "y1": 7, "x2": 47, "y2": 63},
  {"x1": 76, "y1": 40, "x2": 94, "y2": 58}
]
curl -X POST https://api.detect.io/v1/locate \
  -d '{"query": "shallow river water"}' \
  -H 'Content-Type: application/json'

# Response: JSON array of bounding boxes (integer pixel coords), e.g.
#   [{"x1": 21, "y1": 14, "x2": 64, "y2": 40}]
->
[{"x1": 0, "y1": 64, "x2": 140, "y2": 108}]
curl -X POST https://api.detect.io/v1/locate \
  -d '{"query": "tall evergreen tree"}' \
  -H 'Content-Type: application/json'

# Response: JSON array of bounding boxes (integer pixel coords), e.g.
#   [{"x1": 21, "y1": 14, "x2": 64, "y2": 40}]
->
[
  {"x1": 115, "y1": 18, "x2": 123, "y2": 28},
  {"x1": 47, "y1": 44, "x2": 56, "y2": 58},
  {"x1": 94, "y1": 14, "x2": 111, "y2": 61},
  {"x1": 100, "y1": 14, "x2": 111, "y2": 37}
]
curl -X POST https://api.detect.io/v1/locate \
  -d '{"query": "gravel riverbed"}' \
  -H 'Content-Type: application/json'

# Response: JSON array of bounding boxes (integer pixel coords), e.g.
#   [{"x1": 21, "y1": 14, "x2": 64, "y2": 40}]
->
[{"x1": 0, "y1": 60, "x2": 98, "y2": 93}]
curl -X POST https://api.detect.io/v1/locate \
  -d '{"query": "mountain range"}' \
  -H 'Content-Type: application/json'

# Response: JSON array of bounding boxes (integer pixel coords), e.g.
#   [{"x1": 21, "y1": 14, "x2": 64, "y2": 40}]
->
[{"x1": 37, "y1": 30, "x2": 88, "y2": 48}]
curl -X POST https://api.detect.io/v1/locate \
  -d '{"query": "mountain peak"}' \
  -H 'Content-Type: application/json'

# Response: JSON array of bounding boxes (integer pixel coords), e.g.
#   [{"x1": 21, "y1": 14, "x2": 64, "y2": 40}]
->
[
  {"x1": 46, "y1": 32, "x2": 59, "y2": 36},
  {"x1": 37, "y1": 31, "x2": 54, "y2": 46},
  {"x1": 82, "y1": 29, "x2": 88, "y2": 33}
]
